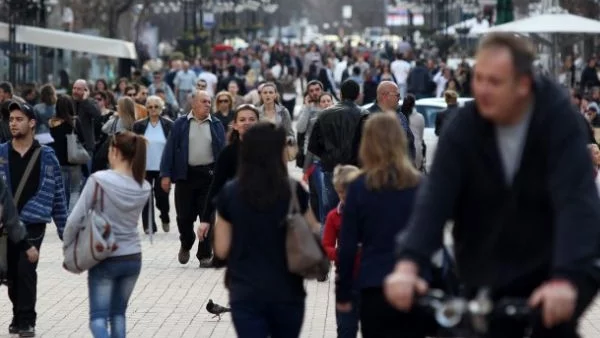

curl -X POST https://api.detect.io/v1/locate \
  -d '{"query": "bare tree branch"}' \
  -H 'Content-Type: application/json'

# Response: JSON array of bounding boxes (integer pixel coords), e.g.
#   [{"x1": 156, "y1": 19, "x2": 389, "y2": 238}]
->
[{"x1": 115, "y1": 0, "x2": 136, "y2": 16}]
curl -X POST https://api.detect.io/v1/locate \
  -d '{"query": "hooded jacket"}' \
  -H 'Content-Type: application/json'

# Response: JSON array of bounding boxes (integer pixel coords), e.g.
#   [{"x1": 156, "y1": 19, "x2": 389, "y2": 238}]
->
[
  {"x1": 397, "y1": 75, "x2": 600, "y2": 290},
  {"x1": 63, "y1": 170, "x2": 151, "y2": 257}
]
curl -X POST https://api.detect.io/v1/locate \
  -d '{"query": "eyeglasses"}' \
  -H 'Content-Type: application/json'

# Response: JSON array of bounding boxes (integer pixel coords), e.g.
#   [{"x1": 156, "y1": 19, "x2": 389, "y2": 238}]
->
[
  {"x1": 147, "y1": 105, "x2": 160, "y2": 109},
  {"x1": 218, "y1": 100, "x2": 230, "y2": 104}
]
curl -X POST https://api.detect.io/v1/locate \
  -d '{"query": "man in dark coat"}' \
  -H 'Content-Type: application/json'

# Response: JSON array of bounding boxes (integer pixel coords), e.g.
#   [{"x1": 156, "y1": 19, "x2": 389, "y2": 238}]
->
[{"x1": 386, "y1": 32, "x2": 600, "y2": 338}]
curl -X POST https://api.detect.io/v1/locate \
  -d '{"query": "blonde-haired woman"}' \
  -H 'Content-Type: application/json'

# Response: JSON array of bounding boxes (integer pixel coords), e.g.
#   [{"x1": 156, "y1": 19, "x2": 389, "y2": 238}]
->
[
  {"x1": 257, "y1": 82, "x2": 295, "y2": 144},
  {"x1": 93, "y1": 97, "x2": 137, "y2": 172},
  {"x1": 103, "y1": 96, "x2": 136, "y2": 135},
  {"x1": 213, "y1": 91, "x2": 234, "y2": 129},
  {"x1": 335, "y1": 113, "x2": 426, "y2": 338},
  {"x1": 133, "y1": 95, "x2": 174, "y2": 234}
]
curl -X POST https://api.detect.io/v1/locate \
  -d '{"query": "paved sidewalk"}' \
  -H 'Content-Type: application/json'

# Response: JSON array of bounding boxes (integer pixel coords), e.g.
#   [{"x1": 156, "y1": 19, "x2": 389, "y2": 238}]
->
[{"x1": 0, "y1": 228, "x2": 341, "y2": 338}]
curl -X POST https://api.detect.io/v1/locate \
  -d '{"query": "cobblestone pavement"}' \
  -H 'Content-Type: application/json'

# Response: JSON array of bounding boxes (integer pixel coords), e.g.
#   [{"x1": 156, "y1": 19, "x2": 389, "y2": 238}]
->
[{"x1": 0, "y1": 166, "x2": 598, "y2": 337}]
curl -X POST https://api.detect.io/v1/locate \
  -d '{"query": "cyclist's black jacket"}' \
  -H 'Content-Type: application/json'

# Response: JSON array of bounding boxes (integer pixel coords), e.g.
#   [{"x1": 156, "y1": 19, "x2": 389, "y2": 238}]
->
[{"x1": 396, "y1": 75, "x2": 600, "y2": 290}]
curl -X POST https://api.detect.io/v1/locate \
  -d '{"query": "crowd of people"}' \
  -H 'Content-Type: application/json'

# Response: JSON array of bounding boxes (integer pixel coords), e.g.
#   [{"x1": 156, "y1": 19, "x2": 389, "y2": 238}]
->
[{"x1": 0, "y1": 31, "x2": 599, "y2": 338}]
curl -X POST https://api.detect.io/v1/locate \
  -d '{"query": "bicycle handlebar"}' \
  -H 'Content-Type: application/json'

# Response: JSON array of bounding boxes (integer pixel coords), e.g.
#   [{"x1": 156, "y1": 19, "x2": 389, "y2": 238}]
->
[{"x1": 416, "y1": 288, "x2": 534, "y2": 334}]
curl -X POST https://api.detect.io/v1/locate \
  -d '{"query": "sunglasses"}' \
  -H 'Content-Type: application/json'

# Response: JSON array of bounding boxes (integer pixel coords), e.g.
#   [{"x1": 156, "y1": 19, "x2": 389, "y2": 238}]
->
[{"x1": 147, "y1": 105, "x2": 160, "y2": 109}]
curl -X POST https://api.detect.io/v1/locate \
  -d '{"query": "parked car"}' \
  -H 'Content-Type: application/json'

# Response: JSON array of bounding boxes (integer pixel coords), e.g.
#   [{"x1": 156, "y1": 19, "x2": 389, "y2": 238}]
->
[{"x1": 362, "y1": 97, "x2": 474, "y2": 170}]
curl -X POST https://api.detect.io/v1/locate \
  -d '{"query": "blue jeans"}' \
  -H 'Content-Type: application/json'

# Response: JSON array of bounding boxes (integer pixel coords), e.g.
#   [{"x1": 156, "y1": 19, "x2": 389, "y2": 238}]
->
[
  {"x1": 308, "y1": 161, "x2": 326, "y2": 225},
  {"x1": 61, "y1": 165, "x2": 82, "y2": 214},
  {"x1": 336, "y1": 292, "x2": 360, "y2": 338},
  {"x1": 231, "y1": 300, "x2": 304, "y2": 338},
  {"x1": 322, "y1": 171, "x2": 339, "y2": 217},
  {"x1": 88, "y1": 259, "x2": 141, "y2": 338}
]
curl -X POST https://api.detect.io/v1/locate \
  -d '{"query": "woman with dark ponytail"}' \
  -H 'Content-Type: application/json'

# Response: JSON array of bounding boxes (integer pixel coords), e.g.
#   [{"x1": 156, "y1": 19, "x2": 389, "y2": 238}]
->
[
  {"x1": 196, "y1": 104, "x2": 259, "y2": 266},
  {"x1": 64, "y1": 131, "x2": 151, "y2": 338}
]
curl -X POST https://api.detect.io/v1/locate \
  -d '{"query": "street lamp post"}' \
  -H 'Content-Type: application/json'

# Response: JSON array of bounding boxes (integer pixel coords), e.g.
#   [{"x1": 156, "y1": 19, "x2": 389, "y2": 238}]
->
[{"x1": 8, "y1": 8, "x2": 17, "y2": 84}]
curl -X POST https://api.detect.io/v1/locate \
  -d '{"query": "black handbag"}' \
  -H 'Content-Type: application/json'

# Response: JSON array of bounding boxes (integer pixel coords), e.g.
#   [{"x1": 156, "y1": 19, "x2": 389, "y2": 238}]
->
[{"x1": 92, "y1": 117, "x2": 119, "y2": 173}]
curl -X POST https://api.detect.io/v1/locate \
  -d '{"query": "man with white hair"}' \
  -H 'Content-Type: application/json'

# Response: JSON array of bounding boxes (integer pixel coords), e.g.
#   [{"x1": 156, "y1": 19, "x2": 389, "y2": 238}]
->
[{"x1": 160, "y1": 91, "x2": 225, "y2": 268}]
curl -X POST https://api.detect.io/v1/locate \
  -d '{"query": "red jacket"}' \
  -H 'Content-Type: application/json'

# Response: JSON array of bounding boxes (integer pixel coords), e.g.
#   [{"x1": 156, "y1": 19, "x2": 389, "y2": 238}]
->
[{"x1": 322, "y1": 203, "x2": 360, "y2": 275}]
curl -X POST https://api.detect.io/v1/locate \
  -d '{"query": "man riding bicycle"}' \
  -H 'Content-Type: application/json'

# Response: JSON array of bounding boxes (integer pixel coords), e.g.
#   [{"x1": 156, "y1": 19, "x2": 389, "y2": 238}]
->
[{"x1": 385, "y1": 32, "x2": 600, "y2": 338}]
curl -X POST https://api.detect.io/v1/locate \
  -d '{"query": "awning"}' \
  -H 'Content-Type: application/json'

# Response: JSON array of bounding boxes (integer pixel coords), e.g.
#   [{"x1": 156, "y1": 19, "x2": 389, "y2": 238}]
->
[
  {"x1": 488, "y1": 13, "x2": 600, "y2": 34},
  {"x1": 0, "y1": 22, "x2": 137, "y2": 59}
]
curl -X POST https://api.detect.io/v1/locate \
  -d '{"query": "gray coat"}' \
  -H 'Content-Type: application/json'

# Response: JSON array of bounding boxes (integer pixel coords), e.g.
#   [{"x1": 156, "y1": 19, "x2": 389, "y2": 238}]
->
[{"x1": 257, "y1": 104, "x2": 295, "y2": 143}]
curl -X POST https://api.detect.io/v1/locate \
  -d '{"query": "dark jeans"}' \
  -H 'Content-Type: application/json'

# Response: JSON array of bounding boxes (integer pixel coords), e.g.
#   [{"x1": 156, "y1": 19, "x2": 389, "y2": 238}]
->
[
  {"x1": 282, "y1": 98, "x2": 296, "y2": 120},
  {"x1": 231, "y1": 300, "x2": 304, "y2": 338},
  {"x1": 336, "y1": 292, "x2": 359, "y2": 338},
  {"x1": 360, "y1": 287, "x2": 428, "y2": 338},
  {"x1": 322, "y1": 171, "x2": 339, "y2": 216},
  {"x1": 7, "y1": 223, "x2": 46, "y2": 328},
  {"x1": 174, "y1": 164, "x2": 214, "y2": 261},
  {"x1": 308, "y1": 161, "x2": 326, "y2": 225},
  {"x1": 142, "y1": 170, "x2": 170, "y2": 233}
]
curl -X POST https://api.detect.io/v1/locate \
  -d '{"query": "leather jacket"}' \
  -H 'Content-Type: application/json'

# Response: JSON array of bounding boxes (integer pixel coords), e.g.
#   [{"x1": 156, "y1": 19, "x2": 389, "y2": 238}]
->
[{"x1": 308, "y1": 100, "x2": 366, "y2": 172}]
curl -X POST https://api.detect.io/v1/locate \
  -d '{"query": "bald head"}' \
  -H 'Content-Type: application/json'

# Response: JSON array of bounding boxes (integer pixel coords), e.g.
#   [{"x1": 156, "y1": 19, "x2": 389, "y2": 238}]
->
[
  {"x1": 377, "y1": 81, "x2": 401, "y2": 111},
  {"x1": 191, "y1": 90, "x2": 212, "y2": 120},
  {"x1": 377, "y1": 81, "x2": 398, "y2": 96},
  {"x1": 72, "y1": 79, "x2": 89, "y2": 101}
]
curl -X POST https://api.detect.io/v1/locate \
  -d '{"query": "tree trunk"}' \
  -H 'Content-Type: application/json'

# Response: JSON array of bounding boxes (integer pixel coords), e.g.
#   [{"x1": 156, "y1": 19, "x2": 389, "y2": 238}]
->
[
  {"x1": 107, "y1": 0, "x2": 135, "y2": 38},
  {"x1": 513, "y1": 0, "x2": 528, "y2": 19},
  {"x1": 107, "y1": 6, "x2": 117, "y2": 38},
  {"x1": 135, "y1": 0, "x2": 154, "y2": 42}
]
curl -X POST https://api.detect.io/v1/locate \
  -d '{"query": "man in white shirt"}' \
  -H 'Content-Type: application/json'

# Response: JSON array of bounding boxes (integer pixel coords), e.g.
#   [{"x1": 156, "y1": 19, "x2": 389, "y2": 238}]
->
[
  {"x1": 197, "y1": 61, "x2": 218, "y2": 97},
  {"x1": 174, "y1": 61, "x2": 198, "y2": 107},
  {"x1": 390, "y1": 53, "x2": 412, "y2": 98}
]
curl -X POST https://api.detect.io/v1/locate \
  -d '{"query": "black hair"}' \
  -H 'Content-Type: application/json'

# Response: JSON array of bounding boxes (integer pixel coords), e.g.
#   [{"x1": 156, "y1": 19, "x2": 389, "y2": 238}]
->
[
  {"x1": 400, "y1": 94, "x2": 416, "y2": 118},
  {"x1": 0, "y1": 82, "x2": 13, "y2": 95},
  {"x1": 229, "y1": 104, "x2": 260, "y2": 144},
  {"x1": 55, "y1": 95, "x2": 76, "y2": 128},
  {"x1": 238, "y1": 122, "x2": 289, "y2": 210},
  {"x1": 340, "y1": 79, "x2": 360, "y2": 101}
]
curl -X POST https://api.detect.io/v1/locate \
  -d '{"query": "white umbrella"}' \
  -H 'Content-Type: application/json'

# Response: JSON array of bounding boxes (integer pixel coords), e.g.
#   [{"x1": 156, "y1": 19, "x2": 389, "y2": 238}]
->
[{"x1": 488, "y1": 13, "x2": 600, "y2": 34}]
